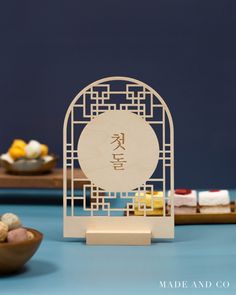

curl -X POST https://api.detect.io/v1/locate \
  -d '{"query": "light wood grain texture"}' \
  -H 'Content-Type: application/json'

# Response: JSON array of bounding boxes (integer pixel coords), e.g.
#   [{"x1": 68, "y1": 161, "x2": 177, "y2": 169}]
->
[
  {"x1": 78, "y1": 111, "x2": 159, "y2": 192},
  {"x1": 63, "y1": 76, "x2": 175, "y2": 243},
  {"x1": 64, "y1": 216, "x2": 174, "y2": 239},
  {"x1": 86, "y1": 229, "x2": 151, "y2": 245},
  {"x1": 0, "y1": 168, "x2": 87, "y2": 189}
]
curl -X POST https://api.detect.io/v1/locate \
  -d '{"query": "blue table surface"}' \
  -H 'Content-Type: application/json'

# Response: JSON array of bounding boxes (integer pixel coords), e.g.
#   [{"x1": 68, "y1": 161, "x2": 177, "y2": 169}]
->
[{"x1": 1, "y1": 190, "x2": 236, "y2": 295}]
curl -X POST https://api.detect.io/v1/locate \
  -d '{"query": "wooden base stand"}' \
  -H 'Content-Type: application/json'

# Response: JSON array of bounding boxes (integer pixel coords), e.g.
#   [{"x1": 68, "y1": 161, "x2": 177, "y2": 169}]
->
[{"x1": 86, "y1": 230, "x2": 151, "y2": 245}]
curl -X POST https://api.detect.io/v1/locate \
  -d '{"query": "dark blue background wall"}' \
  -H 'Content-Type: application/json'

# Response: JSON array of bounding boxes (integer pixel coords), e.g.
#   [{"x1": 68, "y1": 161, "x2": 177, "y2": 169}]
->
[{"x1": 0, "y1": 0, "x2": 235, "y2": 188}]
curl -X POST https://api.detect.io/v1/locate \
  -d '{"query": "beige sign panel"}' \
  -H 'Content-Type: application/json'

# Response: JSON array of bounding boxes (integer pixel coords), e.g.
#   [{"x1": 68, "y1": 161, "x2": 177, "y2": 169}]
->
[
  {"x1": 78, "y1": 110, "x2": 160, "y2": 192},
  {"x1": 63, "y1": 76, "x2": 174, "y2": 245}
]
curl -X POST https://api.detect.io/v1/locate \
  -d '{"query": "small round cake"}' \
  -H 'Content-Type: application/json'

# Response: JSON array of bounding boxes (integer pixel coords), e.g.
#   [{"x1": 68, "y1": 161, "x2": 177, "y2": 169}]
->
[
  {"x1": 25, "y1": 140, "x2": 41, "y2": 159},
  {"x1": 1, "y1": 213, "x2": 21, "y2": 230},
  {"x1": 0, "y1": 221, "x2": 8, "y2": 242},
  {"x1": 7, "y1": 228, "x2": 29, "y2": 243},
  {"x1": 27, "y1": 231, "x2": 34, "y2": 240}
]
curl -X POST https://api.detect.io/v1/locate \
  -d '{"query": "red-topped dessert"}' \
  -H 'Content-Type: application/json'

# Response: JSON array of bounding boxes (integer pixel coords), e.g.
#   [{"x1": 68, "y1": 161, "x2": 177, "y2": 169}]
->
[{"x1": 168, "y1": 189, "x2": 197, "y2": 214}]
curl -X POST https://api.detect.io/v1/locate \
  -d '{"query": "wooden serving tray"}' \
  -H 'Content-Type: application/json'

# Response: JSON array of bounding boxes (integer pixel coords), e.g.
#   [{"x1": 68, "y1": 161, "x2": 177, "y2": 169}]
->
[
  {"x1": 127, "y1": 202, "x2": 236, "y2": 225},
  {"x1": 175, "y1": 202, "x2": 236, "y2": 225}
]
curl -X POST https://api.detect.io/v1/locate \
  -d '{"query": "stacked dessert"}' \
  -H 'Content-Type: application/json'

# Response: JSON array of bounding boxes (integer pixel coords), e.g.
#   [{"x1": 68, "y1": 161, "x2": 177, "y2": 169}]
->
[
  {"x1": 168, "y1": 189, "x2": 197, "y2": 214},
  {"x1": 199, "y1": 190, "x2": 231, "y2": 214},
  {"x1": 134, "y1": 191, "x2": 164, "y2": 216}
]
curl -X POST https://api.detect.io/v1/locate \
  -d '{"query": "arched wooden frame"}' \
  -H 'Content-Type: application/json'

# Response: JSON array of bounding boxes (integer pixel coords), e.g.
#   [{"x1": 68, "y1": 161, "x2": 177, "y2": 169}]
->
[{"x1": 63, "y1": 77, "x2": 174, "y2": 243}]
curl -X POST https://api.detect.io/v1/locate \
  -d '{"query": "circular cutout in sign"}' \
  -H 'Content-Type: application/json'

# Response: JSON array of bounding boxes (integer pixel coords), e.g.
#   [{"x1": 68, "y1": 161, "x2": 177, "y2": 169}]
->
[{"x1": 78, "y1": 110, "x2": 159, "y2": 192}]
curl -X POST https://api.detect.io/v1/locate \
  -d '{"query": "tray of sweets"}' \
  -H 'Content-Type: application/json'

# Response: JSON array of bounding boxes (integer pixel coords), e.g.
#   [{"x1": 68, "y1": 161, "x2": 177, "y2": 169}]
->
[
  {"x1": 126, "y1": 202, "x2": 236, "y2": 225},
  {"x1": 175, "y1": 202, "x2": 236, "y2": 225}
]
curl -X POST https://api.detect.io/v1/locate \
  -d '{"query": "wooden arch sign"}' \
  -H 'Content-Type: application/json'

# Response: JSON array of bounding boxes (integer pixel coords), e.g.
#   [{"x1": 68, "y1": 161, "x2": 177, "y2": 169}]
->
[{"x1": 63, "y1": 77, "x2": 174, "y2": 245}]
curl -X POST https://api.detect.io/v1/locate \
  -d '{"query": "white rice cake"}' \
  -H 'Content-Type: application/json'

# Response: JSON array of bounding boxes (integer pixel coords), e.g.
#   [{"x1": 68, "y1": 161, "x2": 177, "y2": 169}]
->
[{"x1": 199, "y1": 190, "x2": 230, "y2": 206}]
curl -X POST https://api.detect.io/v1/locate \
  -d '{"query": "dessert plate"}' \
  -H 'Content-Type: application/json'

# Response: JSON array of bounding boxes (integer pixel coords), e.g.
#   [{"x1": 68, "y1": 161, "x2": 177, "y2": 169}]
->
[{"x1": 0, "y1": 155, "x2": 57, "y2": 175}]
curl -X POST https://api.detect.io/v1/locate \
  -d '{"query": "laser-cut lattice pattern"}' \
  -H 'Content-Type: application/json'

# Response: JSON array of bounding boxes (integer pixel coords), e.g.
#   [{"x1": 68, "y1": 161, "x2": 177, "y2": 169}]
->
[{"x1": 64, "y1": 77, "x2": 174, "y2": 218}]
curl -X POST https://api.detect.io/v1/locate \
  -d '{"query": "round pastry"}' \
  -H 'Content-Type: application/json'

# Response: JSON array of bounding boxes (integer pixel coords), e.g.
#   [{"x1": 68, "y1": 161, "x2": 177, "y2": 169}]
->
[
  {"x1": 1, "y1": 213, "x2": 21, "y2": 230},
  {"x1": 8, "y1": 147, "x2": 26, "y2": 160},
  {"x1": 11, "y1": 139, "x2": 27, "y2": 149},
  {"x1": 0, "y1": 221, "x2": 8, "y2": 242},
  {"x1": 27, "y1": 231, "x2": 34, "y2": 240},
  {"x1": 40, "y1": 144, "x2": 49, "y2": 157},
  {"x1": 7, "y1": 228, "x2": 28, "y2": 243},
  {"x1": 25, "y1": 140, "x2": 41, "y2": 159}
]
